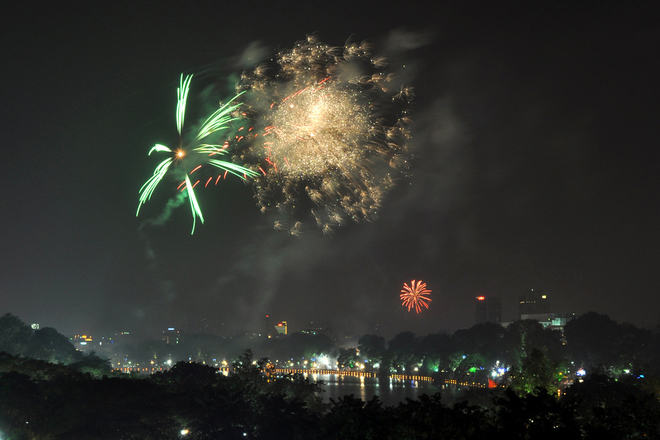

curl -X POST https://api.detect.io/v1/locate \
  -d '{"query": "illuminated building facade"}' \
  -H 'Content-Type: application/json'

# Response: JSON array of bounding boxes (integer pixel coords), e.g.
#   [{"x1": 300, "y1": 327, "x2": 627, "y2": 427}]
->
[
  {"x1": 275, "y1": 321, "x2": 288, "y2": 335},
  {"x1": 265, "y1": 315, "x2": 288, "y2": 337},
  {"x1": 520, "y1": 312, "x2": 575, "y2": 332}
]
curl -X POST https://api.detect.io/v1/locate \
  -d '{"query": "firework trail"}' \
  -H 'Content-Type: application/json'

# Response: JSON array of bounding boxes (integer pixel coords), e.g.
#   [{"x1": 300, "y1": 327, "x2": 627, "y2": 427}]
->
[
  {"x1": 235, "y1": 36, "x2": 414, "y2": 235},
  {"x1": 400, "y1": 280, "x2": 432, "y2": 313},
  {"x1": 137, "y1": 74, "x2": 259, "y2": 234}
]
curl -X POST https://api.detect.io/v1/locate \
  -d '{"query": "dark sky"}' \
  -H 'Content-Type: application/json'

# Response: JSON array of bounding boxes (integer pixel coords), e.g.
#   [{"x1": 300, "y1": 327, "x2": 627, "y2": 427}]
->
[{"x1": 1, "y1": 1, "x2": 658, "y2": 339}]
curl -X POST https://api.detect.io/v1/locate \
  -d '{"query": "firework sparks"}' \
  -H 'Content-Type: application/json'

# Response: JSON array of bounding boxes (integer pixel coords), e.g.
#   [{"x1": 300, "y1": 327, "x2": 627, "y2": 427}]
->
[
  {"x1": 400, "y1": 280, "x2": 432, "y2": 314},
  {"x1": 236, "y1": 36, "x2": 413, "y2": 233},
  {"x1": 136, "y1": 74, "x2": 259, "y2": 234}
]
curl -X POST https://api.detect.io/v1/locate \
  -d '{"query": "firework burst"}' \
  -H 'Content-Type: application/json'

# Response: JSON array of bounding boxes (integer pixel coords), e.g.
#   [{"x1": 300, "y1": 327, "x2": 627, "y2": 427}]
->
[
  {"x1": 400, "y1": 280, "x2": 432, "y2": 314},
  {"x1": 137, "y1": 74, "x2": 259, "y2": 233},
  {"x1": 235, "y1": 35, "x2": 413, "y2": 235}
]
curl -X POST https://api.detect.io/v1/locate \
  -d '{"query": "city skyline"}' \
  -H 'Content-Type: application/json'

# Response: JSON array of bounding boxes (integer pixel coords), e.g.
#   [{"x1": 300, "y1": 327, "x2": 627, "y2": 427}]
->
[
  {"x1": 2, "y1": 293, "x2": 625, "y2": 342},
  {"x1": 1, "y1": 2, "x2": 658, "y2": 338}
]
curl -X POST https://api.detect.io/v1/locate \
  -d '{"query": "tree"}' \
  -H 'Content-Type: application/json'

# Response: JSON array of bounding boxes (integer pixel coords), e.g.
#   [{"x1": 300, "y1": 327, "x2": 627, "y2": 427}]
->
[
  {"x1": 337, "y1": 347, "x2": 358, "y2": 369},
  {"x1": 387, "y1": 331, "x2": 418, "y2": 373},
  {"x1": 394, "y1": 393, "x2": 491, "y2": 440},
  {"x1": 68, "y1": 352, "x2": 112, "y2": 378},
  {"x1": 564, "y1": 373, "x2": 660, "y2": 439},
  {"x1": 564, "y1": 312, "x2": 619, "y2": 368},
  {"x1": 453, "y1": 322, "x2": 506, "y2": 366},
  {"x1": 0, "y1": 313, "x2": 32, "y2": 356},
  {"x1": 151, "y1": 360, "x2": 219, "y2": 391},
  {"x1": 504, "y1": 320, "x2": 565, "y2": 368},
  {"x1": 321, "y1": 395, "x2": 392, "y2": 439},
  {"x1": 418, "y1": 332, "x2": 453, "y2": 374},
  {"x1": 0, "y1": 353, "x2": 79, "y2": 380},
  {"x1": 613, "y1": 322, "x2": 652, "y2": 374},
  {"x1": 494, "y1": 387, "x2": 581, "y2": 439},
  {"x1": 508, "y1": 348, "x2": 560, "y2": 394},
  {"x1": 454, "y1": 352, "x2": 489, "y2": 382},
  {"x1": 27, "y1": 327, "x2": 77, "y2": 364},
  {"x1": 357, "y1": 334, "x2": 386, "y2": 369}
]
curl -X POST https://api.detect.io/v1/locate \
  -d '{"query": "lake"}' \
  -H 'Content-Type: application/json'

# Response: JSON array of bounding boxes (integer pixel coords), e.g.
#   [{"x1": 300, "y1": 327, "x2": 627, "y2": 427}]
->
[{"x1": 305, "y1": 373, "x2": 443, "y2": 407}]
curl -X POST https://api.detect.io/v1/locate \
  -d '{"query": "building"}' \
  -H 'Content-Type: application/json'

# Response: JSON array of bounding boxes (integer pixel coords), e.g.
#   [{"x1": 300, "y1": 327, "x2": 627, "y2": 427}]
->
[
  {"x1": 275, "y1": 321, "x2": 288, "y2": 335},
  {"x1": 302, "y1": 322, "x2": 334, "y2": 339},
  {"x1": 475, "y1": 296, "x2": 502, "y2": 324},
  {"x1": 519, "y1": 312, "x2": 575, "y2": 332},
  {"x1": 264, "y1": 315, "x2": 288, "y2": 337},
  {"x1": 519, "y1": 289, "x2": 550, "y2": 317},
  {"x1": 71, "y1": 334, "x2": 94, "y2": 351},
  {"x1": 162, "y1": 327, "x2": 180, "y2": 345},
  {"x1": 264, "y1": 315, "x2": 276, "y2": 338}
]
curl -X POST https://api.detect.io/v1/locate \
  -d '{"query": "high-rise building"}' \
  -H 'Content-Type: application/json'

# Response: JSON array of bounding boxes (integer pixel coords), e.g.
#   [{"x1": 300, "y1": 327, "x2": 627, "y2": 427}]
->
[
  {"x1": 519, "y1": 289, "x2": 550, "y2": 317},
  {"x1": 265, "y1": 315, "x2": 276, "y2": 337},
  {"x1": 475, "y1": 296, "x2": 502, "y2": 324},
  {"x1": 265, "y1": 315, "x2": 288, "y2": 337},
  {"x1": 275, "y1": 321, "x2": 288, "y2": 335}
]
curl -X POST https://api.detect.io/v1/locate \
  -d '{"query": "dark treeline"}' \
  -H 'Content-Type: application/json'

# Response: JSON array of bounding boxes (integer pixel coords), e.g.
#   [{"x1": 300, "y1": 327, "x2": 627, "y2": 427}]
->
[
  {"x1": 0, "y1": 314, "x2": 111, "y2": 377},
  {"x1": 1, "y1": 312, "x2": 660, "y2": 439},
  {"x1": 349, "y1": 312, "x2": 660, "y2": 395},
  {"x1": 62, "y1": 312, "x2": 660, "y2": 393},
  {"x1": 1, "y1": 350, "x2": 660, "y2": 439},
  {"x1": 102, "y1": 312, "x2": 660, "y2": 395}
]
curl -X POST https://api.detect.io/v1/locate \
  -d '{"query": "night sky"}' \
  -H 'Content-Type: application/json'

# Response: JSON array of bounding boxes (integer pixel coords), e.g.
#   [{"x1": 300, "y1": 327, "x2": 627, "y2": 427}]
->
[{"x1": 2, "y1": 1, "x2": 658, "y2": 339}]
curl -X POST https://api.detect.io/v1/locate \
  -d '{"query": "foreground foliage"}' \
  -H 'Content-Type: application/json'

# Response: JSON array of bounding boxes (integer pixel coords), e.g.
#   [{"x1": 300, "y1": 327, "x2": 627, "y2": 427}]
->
[{"x1": 1, "y1": 351, "x2": 659, "y2": 440}]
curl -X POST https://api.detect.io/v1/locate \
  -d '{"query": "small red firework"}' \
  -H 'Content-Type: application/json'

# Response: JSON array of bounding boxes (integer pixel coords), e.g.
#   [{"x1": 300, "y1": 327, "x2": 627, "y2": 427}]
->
[{"x1": 400, "y1": 280, "x2": 432, "y2": 314}]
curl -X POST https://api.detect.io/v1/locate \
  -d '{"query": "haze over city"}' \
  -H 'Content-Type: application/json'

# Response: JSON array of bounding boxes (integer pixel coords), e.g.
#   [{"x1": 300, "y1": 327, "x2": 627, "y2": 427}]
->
[{"x1": 1, "y1": 1, "x2": 658, "y2": 339}]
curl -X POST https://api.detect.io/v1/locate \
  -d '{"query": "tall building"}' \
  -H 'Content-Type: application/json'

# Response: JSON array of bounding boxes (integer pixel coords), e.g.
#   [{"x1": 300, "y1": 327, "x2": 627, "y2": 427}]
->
[
  {"x1": 275, "y1": 321, "x2": 288, "y2": 335},
  {"x1": 265, "y1": 315, "x2": 288, "y2": 337},
  {"x1": 475, "y1": 296, "x2": 502, "y2": 324},
  {"x1": 264, "y1": 315, "x2": 276, "y2": 338},
  {"x1": 519, "y1": 289, "x2": 550, "y2": 318}
]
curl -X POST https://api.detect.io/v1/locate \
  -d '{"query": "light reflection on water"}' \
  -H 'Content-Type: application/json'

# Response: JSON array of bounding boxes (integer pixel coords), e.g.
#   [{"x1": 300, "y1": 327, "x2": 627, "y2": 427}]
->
[{"x1": 306, "y1": 374, "x2": 441, "y2": 407}]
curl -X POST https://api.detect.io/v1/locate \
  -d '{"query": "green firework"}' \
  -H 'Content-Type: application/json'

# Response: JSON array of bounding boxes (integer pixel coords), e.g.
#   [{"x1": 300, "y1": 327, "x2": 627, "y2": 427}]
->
[{"x1": 137, "y1": 74, "x2": 258, "y2": 234}]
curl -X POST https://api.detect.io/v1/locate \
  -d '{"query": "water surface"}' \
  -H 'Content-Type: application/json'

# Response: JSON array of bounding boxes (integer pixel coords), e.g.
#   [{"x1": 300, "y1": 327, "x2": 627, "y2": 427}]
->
[{"x1": 306, "y1": 373, "x2": 441, "y2": 407}]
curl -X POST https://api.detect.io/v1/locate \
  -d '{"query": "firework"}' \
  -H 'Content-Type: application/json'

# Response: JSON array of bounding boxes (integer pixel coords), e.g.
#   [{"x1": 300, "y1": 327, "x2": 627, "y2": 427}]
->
[
  {"x1": 137, "y1": 74, "x2": 259, "y2": 233},
  {"x1": 400, "y1": 280, "x2": 432, "y2": 314},
  {"x1": 235, "y1": 36, "x2": 413, "y2": 234}
]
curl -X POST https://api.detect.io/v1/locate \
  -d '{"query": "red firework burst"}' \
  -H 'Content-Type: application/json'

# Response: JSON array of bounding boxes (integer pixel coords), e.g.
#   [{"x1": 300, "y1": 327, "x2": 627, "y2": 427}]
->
[{"x1": 400, "y1": 280, "x2": 432, "y2": 313}]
